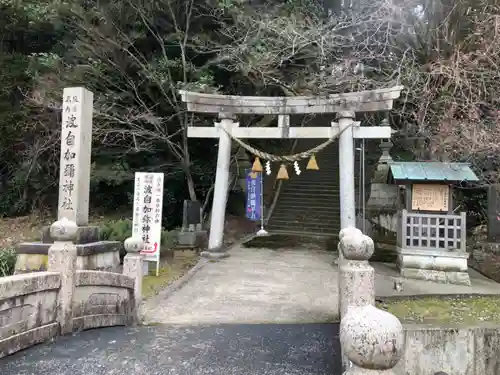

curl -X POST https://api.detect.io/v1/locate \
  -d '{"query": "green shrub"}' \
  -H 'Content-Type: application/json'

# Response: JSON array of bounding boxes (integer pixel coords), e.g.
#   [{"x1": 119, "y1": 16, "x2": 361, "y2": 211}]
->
[
  {"x1": 0, "y1": 248, "x2": 17, "y2": 277},
  {"x1": 99, "y1": 219, "x2": 133, "y2": 243}
]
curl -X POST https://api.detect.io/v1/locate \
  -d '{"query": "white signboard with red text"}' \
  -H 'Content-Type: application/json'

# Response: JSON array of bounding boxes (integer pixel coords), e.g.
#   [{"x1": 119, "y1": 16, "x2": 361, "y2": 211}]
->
[{"x1": 132, "y1": 172, "x2": 164, "y2": 275}]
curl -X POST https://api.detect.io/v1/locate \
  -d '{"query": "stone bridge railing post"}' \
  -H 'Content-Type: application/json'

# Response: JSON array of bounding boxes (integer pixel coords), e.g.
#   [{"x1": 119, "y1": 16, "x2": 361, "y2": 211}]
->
[
  {"x1": 339, "y1": 227, "x2": 376, "y2": 318},
  {"x1": 48, "y1": 218, "x2": 78, "y2": 335},
  {"x1": 339, "y1": 227, "x2": 404, "y2": 374},
  {"x1": 123, "y1": 236, "x2": 145, "y2": 323}
]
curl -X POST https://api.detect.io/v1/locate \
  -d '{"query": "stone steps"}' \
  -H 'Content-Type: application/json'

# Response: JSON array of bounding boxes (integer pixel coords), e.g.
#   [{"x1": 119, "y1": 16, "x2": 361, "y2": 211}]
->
[{"x1": 268, "y1": 140, "x2": 341, "y2": 237}]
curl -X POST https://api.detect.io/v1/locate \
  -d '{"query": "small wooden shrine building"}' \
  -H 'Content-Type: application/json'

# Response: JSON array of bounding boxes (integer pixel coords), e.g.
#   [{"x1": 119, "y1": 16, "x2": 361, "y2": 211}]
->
[{"x1": 388, "y1": 161, "x2": 479, "y2": 285}]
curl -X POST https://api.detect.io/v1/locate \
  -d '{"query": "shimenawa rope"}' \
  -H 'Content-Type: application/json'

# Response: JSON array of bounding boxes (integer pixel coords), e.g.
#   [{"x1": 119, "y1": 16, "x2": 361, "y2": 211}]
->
[{"x1": 220, "y1": 123, "x2": 353, "y2": 162}]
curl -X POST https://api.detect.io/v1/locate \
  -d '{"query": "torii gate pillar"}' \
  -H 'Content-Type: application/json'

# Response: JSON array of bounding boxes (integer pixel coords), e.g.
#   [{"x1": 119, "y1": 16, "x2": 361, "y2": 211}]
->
[
  {"x1": 206, "y1": 114, "x2": 236, "y2": 256},
  {"x1": 338, "y1": 112, "x2": 356, "y2": 260}
]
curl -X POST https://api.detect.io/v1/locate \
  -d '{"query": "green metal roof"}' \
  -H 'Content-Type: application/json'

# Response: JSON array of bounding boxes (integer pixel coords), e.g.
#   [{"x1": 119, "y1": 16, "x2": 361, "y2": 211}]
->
[{"x1": 388, "y1": 162, "x2": 479, "y2": 183}]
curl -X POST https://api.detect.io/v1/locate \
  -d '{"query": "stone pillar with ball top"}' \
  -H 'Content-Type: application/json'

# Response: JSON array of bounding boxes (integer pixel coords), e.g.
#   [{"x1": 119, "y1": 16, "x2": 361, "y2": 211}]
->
[
  {"x1": 338, "y1": 228, "x2": 405, "y2": 374},
  {"x1": 338, "y1": 226, "x2": 377, "y2": 370},
  {"x1": 340, "y1": 304, "x2": 405, "y2": 375},
  {"x1": 16, "y1": 87, "x2": 121, "y2": 274},
  {"x1": 338, "y1": 226, "x2": 376, "y2": 318},
  {"x1": 123, "y1": 236, "x2": 145, "y2": 324},
  {"x1": 47, "y1": 218, "x2": 78, "y2": 335}
]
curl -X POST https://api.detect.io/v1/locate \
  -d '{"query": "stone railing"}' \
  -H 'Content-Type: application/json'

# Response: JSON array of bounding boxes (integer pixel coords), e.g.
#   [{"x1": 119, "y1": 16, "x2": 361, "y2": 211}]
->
[
  {"x1": 0, "y1": 218, "x2": 144, "y2": 358},
  {"x1": 0, "y1": 272, "x2": 61, "y2": 357},
  {"x1": 339, "y1": 227, "x2": 405, "y2": 374},
  {"x1": 72, "y1": 270, "x2": 136, "y2": 331}
]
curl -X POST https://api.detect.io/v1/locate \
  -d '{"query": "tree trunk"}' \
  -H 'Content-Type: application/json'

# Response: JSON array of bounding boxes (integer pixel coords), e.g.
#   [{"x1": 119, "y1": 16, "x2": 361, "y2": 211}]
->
[
  {"x1": 185, "y1": 169, "x2": 197, "y2": 201},
  {"x1": 181, "y1": 118, "x2": 198, "y2": 201}
]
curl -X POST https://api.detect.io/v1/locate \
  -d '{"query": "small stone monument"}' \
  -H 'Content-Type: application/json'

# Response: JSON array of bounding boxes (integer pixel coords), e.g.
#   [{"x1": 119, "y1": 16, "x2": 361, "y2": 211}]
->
[
  {"x1": 123, "y1": 236, "x2": 145, "y2": 323},
  {"x1": 468, "y1": 184, "x2": 500, "y2": 283},
  {"x1": 16, "y1": 87, "x2": 121, "y2": 274},
  {"x1": 366, "y1": 135, "x2": 400, "y2": 210},
  {"x1": 364, "y1": 137, "x2": 401, "y2": 262},
  {"x1": 487, "y1": 185, "x2": 500, "y2": 242},
  {"x1": 177, "y1": 200, "x2": 208, "y2": 251}
]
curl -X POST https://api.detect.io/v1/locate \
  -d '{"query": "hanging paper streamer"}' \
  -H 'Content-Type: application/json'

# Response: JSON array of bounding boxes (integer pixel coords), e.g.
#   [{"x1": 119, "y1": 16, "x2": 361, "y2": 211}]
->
[
  {"x1": 306, "y1": 154, "x2": 319, "y2": 170},
  {"x1": 265, "y1": 161, "x2": 272, "y2": 175},
  {"x1": 245, "y1": 169, "x2": 262, "y2": 221},
  {"x1": 276, "y1": 164, "x2": 289, "y2": 180},
  {"x1": 252, "y1": 156, "x2": 263, "y2": 172},
  {"x1": 293, "y1": 161, "x2": 301, "y2": 175}
]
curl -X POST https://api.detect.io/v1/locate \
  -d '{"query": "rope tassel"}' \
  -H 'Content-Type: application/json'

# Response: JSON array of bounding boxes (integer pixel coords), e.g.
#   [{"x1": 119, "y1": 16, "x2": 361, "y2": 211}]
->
[
  {"x1": 306, "y1": 155, "x2": 319, "y2": 170},
  {"x1": 276, "y1": 164, "x2": 289, "y2": 180},
  {"x1": 252, "y1": 156, "x2": 263, "y2": 172}
]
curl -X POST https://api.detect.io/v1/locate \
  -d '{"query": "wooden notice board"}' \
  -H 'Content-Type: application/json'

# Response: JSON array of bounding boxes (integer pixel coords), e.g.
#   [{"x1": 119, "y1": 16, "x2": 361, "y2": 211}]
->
[{"x1": 411, "y1": 184, "x2": 449, "y2": 212}]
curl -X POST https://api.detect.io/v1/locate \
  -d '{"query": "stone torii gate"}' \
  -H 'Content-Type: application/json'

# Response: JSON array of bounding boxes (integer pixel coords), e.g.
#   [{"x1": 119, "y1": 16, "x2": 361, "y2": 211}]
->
[{"x1": 180, "y1": 86, "x2": 403, "y2": 257}]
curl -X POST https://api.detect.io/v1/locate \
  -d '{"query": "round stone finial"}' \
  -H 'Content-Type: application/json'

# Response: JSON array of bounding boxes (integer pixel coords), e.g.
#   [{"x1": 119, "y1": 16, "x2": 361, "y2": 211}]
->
[
  {"x1": 124, "y1": 236, "x2": 144, "y2": 253},
  {"x1": 50, "y1": 217, "x2": 78, "y2": 242},
  {"x1": 363, "y1": 234, "x2": 374, "y2": 257},
  {"x1": 340, "y1": 304, "x2": 404, "y2": 370},
  {"x1": 338, "y1": 226, "x2": 362, "y2": 242},
  {"x1": 340, "y1": 232, "x2": 374, "y2": 261}
]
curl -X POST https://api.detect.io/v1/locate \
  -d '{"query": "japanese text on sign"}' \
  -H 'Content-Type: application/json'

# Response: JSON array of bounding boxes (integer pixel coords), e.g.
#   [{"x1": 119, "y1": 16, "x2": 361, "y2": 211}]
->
[
  {"x1": 411, "y1": 184, "x2": 449, "y2": 212},
  {"x1": 245, "y1": 170, "x2": 262, "y2": 221},
  {"x1": 132, "y1": 172, "x2": 164, "y2": 263},
  {"x1": 60, "y1": 94, "x2": 80, "y2": 213}
]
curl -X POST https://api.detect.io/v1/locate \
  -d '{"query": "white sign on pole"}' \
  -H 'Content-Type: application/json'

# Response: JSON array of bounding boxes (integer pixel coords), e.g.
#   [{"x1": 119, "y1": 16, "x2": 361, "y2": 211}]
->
[{"x1": 132, "y1": 172, "x2": 164, "y2": 276}]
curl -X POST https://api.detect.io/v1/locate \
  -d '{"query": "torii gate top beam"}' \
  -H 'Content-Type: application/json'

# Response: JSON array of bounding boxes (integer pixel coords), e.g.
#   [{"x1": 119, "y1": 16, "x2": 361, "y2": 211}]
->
[{"x1": 179, "y1": 86, "x2": 403, "y2": 115}]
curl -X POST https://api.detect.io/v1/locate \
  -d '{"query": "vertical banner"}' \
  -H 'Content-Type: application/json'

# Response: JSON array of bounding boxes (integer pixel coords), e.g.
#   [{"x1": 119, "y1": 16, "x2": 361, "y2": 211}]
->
[
  {"x1": 245, "y1": 169, "x2": 262, "y2": 221},
  {"x1": 132, "y1": 172, "x2": 164, "y2": 273}
]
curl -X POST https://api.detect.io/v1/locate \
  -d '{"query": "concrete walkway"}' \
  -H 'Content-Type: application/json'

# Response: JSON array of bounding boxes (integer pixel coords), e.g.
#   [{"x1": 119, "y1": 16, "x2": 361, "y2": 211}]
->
[
  {"x1": 142, "y1": 245, "x2": 339, "y2": 325},
  {"x1": 142, "y1": 241, "x2": 500, "y2": 326}
]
